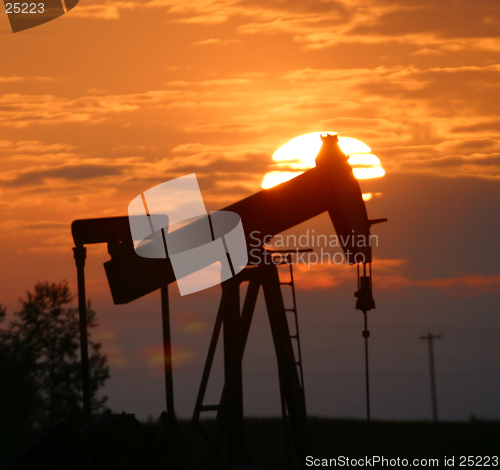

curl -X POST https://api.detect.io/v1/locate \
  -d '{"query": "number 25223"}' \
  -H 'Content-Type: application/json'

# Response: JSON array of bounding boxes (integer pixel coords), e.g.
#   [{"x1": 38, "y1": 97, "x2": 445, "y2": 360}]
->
[{"x1": 5, "y1": 3, "x2": 45, "y2": 14}]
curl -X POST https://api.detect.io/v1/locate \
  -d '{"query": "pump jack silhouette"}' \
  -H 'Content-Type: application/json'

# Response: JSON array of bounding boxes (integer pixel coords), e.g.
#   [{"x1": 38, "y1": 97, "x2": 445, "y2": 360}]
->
[{"x1": 71, "y1": 133, "x2": 386, "y2": 469}]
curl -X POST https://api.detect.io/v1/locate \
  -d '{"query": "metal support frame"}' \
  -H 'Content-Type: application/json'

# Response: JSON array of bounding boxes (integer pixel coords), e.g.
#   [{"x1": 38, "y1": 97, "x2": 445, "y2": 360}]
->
[
  {"x1": 188, "y1": 262, "x2": 312, "y2": 469},
  {"x1": 261, "y1": 262, "x2": 312, "y2": 466},
  {"x1": 73, "y1": 245, "x2": 92, "y2": 423},
  {"x1": 72, "y1": 244, "x2": 177, "y2": 424},
  {"x1": 161, "y1": 280, "x2": 175, "y2": 416}
]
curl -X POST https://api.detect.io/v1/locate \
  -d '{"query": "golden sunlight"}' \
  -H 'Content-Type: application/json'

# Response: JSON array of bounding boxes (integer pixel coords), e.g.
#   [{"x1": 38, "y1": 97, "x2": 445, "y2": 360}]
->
[
  {"x1": 261, "y1": 171, "x2": 304, "y2": 189},
  {"x1": 261, "y1": 132, "x2": 385, "y2": 189},
  {"x1": 347, "y1": 154, "x2": 385, "y2": 179}
]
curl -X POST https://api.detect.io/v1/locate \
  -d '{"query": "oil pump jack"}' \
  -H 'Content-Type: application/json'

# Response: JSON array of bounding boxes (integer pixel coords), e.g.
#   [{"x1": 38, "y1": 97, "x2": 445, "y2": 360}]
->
[{"x1": 71, "y1": 133, "x2": 386, "y2": 469}]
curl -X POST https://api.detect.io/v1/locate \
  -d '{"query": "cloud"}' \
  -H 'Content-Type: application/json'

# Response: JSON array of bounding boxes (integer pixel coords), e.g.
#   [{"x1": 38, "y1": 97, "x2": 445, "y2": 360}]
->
[
  {"x1": 420, "y1": 273, "x2": 500, "y2": 294},
  {"x1": 412, "y1": 48, "x2": 442, "y2": 56},
  {"x1": 69, "y1": 4, "x2": 122, "y2": 19},
  {"x1": 294, "y1": 258, "x2": 500, "y2": 296},
  {"x1": 233, "y1": 0, "x2": 500, "y2": 51},
  {"x1": 355, "y1": 65, "x2": 500, "y2": 107},
  {"x1": 178, "y1": 122, "x2": 269, "y2": 134},
  {"x1": 349, "y1": 0, "x2": 500, "y2": 41},
  {"x1": 22, "y1": 221, "x2": 69, "y2": 230},
  {"x1": 193, "y1": 38, "x2": 223, "y2": 46},
  {"x1": 0, "y1": 77, "x2": 57, "y2": 83},
  {"x1": 377, "y1": 272, "x2": 500, "y2": 296},
  {"x1": 0, "y1": 90, "x2": 192, "y2": 128},
  {"x1": 274, "y1": 64, "x2": 500, "y2": 176},
  {"x1": 451, "y1": 120, "x2": 500, "y2": 134},
  {"x1": 43, "y1": 0, "x2": 500, "y2": 54},
  {"x1": 0, "y1": 163, "x2": 128, "y2": 187},
  {"x1": 449, "y1": 138, "x2": 500, "y2": 152},
  {"x1": 141, "y1": 344, "x2": 194, "y2": 369},
  {"x1": 403, "y1": 154, "x2": 500, "y2": 170},
  {"x1": 0, "y1": 140, "x2": 77, "y2": 165},
  {"x1": 3, "y1": 61, "x2": 500, "y2": 185}
]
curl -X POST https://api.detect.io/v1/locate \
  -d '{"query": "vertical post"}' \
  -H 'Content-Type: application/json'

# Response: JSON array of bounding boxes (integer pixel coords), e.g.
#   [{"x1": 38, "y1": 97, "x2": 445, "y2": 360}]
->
[
  {"x1": 161, "y1": 280, "x2": 175, "y2": 416},
  {"x1": 362, "y1": 310, "x2": 371, "y2": 453},
  {"x1": 159, "y1": 226, "x2": 175, "y2": 416},
  {"x1": 206, "y1": 275, "x2": 260, "y2": 469},
  {"x1": 222, "y1": 279, "x2": 245, "y2": 464},
  {"x1": 159, "y1": 280, "x2": 185, "y2": 470},
  {"x1": 428, "y1": 337, "x2": 437, "y2": 422},
  {"x1": 420, "y1": 333, "x2": 442, "y2": 422},
  {"x1": 73, "y1": 245, "x2": 91, "y2": 423},
  {"x1": 278, "y1": 371, "x2": 293, "y2": 470}
]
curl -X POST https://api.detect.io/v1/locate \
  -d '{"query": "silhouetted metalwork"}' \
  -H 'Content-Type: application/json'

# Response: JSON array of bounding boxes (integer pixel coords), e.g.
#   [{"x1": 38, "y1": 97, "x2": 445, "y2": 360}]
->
[
  {"x1": 70, "y1": 133, "x2": 386, "y2": 468},
  {"x1": 355, "y1": 261, "x2": 376, "y2": 454},
  {"x1": 186, "y1": 253, "x2": 312, "y2": 469},
  {"x1": 420, "y1": 332, "x2": 443, "y2": 422},
  {"x1": 72, "y1": 245, "x2": 91, "y2": 423}
]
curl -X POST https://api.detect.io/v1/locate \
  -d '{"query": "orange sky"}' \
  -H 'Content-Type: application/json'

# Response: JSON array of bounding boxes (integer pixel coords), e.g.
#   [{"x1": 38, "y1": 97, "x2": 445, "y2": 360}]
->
[{"x1": 1, "y1": 0, "x2": 500, "y2": 421}]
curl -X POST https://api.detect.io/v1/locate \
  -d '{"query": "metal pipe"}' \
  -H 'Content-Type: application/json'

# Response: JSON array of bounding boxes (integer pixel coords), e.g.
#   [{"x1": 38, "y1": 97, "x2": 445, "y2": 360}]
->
[{"x1": 73, "y1": 245, "x2": 91, "y2": 423}]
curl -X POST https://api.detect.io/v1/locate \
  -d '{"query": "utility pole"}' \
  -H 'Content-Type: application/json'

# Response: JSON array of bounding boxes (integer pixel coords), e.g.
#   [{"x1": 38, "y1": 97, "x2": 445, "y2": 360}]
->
[{"x1": 420, "y1": 332, "x2": 442, "y2": 422}]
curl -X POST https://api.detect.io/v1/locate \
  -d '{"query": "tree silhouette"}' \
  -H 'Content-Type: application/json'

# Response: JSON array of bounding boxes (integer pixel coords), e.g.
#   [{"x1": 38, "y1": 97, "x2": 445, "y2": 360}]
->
[
  {"x1": 0, "y1": 281, "x2": 110, "y2": 427},
  {"x1": 0, "y1": 304, "x2": 38, "y2": 429}
]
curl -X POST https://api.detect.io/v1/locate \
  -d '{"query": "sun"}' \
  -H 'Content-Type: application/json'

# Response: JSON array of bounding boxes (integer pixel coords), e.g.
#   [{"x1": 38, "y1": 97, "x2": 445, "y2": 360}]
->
[{"x1": 261, "y1": 132, "x2": 385, "y2": 190}]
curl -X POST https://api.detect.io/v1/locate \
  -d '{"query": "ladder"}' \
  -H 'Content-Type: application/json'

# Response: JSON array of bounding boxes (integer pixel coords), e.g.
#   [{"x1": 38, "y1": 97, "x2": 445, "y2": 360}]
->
[{"x1": 275, "y1": 251, "x2": 306, "y2": 399}]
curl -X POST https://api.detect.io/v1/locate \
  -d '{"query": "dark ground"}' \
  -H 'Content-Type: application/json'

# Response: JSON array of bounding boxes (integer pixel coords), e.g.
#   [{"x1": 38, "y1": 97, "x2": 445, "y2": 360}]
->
[{"x1": 1, "y1": 417, "x2": 499, "y2": 469}]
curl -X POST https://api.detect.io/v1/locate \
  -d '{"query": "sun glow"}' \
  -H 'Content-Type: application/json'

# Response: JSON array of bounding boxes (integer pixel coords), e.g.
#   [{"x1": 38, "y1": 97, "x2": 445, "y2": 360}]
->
[
  {"x1": 261, "y1": 132, "x2": 385, "y2": 189},
  {"x1": 347, "y1": 153, "x2": 385, "y2": 179},
  {"x1": 261, "y1": 171, "x2": 304, "y2": 189}
]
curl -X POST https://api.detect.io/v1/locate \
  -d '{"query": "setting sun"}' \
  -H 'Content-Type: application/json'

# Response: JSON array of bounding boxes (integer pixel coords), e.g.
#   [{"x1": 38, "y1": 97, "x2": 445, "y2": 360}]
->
[{"x1": 261, "y1": 132, "x2": 385, "y2": 189}]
